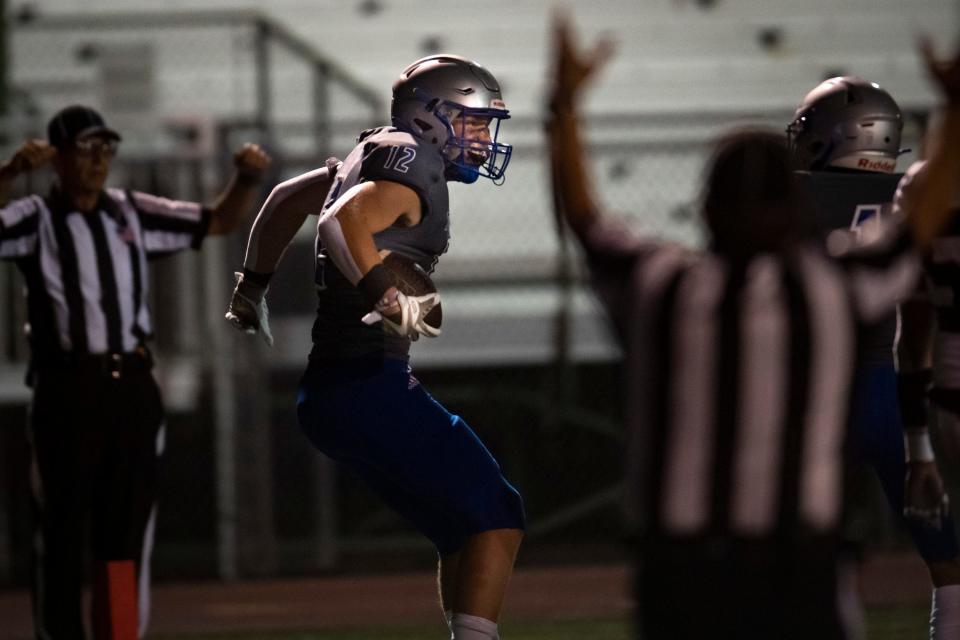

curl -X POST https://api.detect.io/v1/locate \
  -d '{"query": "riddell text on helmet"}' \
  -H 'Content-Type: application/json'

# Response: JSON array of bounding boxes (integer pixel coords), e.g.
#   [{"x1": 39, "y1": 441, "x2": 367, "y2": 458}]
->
[
  {"x1": 857, "y1": 157, "x2": 896, "y2": 172},
  {"x1": 831, "y1": 155, "x2": 897, "y2": 173}
]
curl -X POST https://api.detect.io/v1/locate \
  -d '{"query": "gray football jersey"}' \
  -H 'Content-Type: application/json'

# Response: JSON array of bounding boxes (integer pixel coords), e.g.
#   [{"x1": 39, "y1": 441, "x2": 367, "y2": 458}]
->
[{"x1": 311, "y1": 126, "x2": 450, "y2": 361}]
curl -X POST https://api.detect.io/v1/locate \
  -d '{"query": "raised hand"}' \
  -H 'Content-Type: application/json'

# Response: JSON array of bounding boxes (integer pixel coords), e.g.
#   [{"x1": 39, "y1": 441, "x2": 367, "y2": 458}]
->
[
  {"x1": 233, "y1": 143, "x2": 271, "y2": 182},
  {"x1": 5, "y1": 139, "x2": 55, "y2": 176},
  {"x1": 921, "y1": 36, "x2": 960, "y2": 105},
  {"x1": 548, "y1": 10, "x2": 615, "y2": 112}
]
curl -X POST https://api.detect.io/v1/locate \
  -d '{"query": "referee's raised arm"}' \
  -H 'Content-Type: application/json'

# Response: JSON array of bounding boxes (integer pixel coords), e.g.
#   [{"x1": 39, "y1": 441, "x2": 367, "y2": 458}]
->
[
  {"x1": 544, "y1": 10, "x2": 613, "y2": 242},
  {"x1": 903, "y1": 38, "x2": 960, "y2": 249},
  {"x1": 542, "y1": 12, "x2": 949, "y2": 640},
  {"x1": 0, "y1": 138, "x2": 55, "y2": 206},
  {"x1": 0, "y1": 103, "x2": 270, "y2": 640},
  {"x1": 206, "y1": 142, "x2": 271, "y2": 235}
]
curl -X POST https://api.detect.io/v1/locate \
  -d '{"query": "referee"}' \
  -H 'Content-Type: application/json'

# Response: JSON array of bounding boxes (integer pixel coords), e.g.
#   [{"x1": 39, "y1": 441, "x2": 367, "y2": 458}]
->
[
  {"x1": 546, "y1": 16, "x2": 960, "y2": 640},
  {"x1": 0, "y1": 105, "x2": 269, "y2": 640}
]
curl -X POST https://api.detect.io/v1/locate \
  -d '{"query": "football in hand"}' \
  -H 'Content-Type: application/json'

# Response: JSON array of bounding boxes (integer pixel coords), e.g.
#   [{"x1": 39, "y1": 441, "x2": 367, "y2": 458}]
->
[{"x1": 382, "y1": 251, "x2": 443, "y2": 330}]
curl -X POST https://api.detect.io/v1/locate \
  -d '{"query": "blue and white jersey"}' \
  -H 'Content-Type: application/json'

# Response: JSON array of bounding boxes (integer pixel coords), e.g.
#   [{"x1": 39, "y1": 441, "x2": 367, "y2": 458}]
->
[{"x1": 311, "y1": 126, "x2": 450, "y2": 360}]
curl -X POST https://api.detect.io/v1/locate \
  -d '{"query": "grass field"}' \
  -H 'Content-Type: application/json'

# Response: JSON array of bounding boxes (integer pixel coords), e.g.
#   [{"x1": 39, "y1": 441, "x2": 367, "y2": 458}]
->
[
  {"x1": 151, "y1": 604, "x2": 928, "y2": 640},
  {"x1": 155, "y1": 619, "x2": 629, "y2": 640},
  {"x1": 867, "y1": 603, "x2": 929, "y2": 640}
]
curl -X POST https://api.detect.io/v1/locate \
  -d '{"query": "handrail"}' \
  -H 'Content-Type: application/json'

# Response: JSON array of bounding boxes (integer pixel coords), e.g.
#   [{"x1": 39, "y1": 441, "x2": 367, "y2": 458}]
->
[{"x1": 13, "y1": 8, "x2": 384, "y2": 117}]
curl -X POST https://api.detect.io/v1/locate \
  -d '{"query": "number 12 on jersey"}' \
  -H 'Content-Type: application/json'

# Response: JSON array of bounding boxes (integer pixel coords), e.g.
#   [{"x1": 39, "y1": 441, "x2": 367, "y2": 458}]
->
[{"x1": 383, "y1": 146, "x2": 417, "y2": 174}]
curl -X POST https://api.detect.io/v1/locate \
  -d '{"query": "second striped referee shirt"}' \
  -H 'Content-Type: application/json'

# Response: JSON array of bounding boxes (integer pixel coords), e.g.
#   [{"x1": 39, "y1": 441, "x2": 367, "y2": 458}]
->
[{"x1": 583, "y1": 217, "x2": 919, "y2": 540}]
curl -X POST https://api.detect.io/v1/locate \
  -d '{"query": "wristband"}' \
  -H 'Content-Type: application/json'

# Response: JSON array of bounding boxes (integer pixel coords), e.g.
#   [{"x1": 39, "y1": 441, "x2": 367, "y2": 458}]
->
[
  {"x1": 236, "y1": 268, "x2": 269, "y2": 300},
  {"x1": 905, "y1": 428, "x2": 936, "y2": 463},
  {"x1": 357, "y1": 263, "x2": 398, "y2": 308},
  {"x1": 241, "y1": 267, "x2": 273, "y2": 289}
]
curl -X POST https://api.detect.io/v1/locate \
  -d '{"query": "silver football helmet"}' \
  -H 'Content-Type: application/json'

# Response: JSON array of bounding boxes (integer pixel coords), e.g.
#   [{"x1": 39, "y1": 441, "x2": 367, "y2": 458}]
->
[
  {"x1": 391, "y1": 54, "x2": 511, "y2": 184},
  {"x1": 787, "y1": 76, "x2": 902, "y2": 173}
]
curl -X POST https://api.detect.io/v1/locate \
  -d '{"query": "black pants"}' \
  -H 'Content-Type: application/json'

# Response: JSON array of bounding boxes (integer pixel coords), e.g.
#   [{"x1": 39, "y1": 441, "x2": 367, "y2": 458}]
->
[
  {"x1": 28, "y1": 357, "x2": 164, "y2": 640},
  {"x1": 636, "y1": 536, "x2": 846, "y2": 640}
]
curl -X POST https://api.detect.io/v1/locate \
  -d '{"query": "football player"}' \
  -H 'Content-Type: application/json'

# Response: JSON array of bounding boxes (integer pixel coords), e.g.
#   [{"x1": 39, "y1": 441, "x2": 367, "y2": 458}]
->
[
  {"x1": 227, "y1": 55, "x2": 525, "y2": 640},
  {"x1": 789, "y1": 74, "x2": 960, "y2": 637}
]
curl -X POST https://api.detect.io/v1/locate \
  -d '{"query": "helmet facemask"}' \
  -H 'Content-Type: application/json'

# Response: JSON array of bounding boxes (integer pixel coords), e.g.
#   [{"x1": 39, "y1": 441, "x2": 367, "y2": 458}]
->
[
  {"x1": 436, "y1": 101, "x2": 512, "y2": 184},
  {"x1": 391, "y1": 55, "x2": 513, "y2": 184}
]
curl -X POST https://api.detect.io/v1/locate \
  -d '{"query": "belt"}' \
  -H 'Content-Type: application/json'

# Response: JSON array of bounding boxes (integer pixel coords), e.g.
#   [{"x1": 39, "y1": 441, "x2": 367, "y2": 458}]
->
[{"x1": 36, "y1": 346, "x2": 153, "y2": 380}]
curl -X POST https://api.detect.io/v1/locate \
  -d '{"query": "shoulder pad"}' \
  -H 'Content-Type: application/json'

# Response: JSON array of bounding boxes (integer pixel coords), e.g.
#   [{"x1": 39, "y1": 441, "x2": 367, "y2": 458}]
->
[{"x1": 358, "y1": 129, "x2": 444, "y2": 196}]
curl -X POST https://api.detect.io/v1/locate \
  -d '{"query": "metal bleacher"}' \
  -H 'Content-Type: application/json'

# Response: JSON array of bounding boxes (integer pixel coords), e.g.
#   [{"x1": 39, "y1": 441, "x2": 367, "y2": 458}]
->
[{"x1": 1, "y1": 0, "x2": 957, "y2": 582}]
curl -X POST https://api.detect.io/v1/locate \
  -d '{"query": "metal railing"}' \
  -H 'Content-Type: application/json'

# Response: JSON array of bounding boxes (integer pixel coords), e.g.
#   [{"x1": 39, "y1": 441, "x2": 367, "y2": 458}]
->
[{"x1": 0, "y1": 5, "x2": 938, "y2": 582}]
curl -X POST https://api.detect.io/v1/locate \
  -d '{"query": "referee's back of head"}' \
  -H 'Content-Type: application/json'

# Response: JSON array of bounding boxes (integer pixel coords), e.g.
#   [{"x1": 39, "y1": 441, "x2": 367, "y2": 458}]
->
[{"x1": 703, "y1": 129, "x2": 811, "y2": 259}]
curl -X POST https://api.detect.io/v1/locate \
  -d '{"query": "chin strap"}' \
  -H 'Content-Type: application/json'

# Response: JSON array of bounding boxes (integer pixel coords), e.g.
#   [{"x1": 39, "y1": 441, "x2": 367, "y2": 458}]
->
[{"x1": 444, "y1": 159, "x2": 480, "y2": 184}]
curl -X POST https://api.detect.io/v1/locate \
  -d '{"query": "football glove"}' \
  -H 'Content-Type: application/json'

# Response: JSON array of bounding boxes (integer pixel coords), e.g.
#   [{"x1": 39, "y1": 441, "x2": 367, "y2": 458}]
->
[
  {"x1": 225, "y1": 271, "x2": 273, "y2": 346},
  {"x1": 361, "y1": 290, "x2": 441, "y2": 341},
  {"x1": 904, "y1": 460, "x2": 950, "y2": 530}
]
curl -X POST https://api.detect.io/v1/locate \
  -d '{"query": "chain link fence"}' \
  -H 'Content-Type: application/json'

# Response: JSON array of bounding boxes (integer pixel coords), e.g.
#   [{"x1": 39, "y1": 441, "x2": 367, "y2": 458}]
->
[{"x1": 0, "y1": 9, "x2": 937, "y2": 583}]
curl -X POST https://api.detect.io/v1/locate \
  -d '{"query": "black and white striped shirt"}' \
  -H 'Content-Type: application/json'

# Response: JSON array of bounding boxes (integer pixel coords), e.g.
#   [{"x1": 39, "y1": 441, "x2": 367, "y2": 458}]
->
[
  {"x1": 0, "y1": 187, "x2": 209, "y2": 361},
  {"x1": 584, "y1": 218, "x2": 919, "y2": 540}
]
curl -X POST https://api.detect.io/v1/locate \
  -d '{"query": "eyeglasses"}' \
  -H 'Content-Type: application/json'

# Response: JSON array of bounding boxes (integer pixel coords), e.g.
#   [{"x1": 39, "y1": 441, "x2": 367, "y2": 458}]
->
[{"x1": 73, "y1": 138, "x2": 119, "y2": 158}]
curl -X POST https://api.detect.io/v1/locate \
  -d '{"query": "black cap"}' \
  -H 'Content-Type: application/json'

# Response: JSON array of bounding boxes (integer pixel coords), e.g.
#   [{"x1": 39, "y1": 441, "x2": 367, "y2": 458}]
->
[{"x1": 47, "y1": 105, "x2": 121, "y2": 149}]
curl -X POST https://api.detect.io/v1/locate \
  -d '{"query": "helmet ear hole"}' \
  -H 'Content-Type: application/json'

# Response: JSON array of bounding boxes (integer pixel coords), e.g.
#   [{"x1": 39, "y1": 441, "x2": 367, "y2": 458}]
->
[{"x1": 413, "y1": 118, "x2": 433, "y2": 132}]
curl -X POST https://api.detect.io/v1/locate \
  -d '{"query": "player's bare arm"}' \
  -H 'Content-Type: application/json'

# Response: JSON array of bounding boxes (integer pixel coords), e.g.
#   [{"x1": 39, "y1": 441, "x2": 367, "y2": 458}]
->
[
  {"x1": 317, "y1": 178, "x2": 420, "y2": 290},
  {"x1": 0, "y1": 139, "x2": 55, "y2": 206},
  {"x1": 207, "y1": 142, "x2": 272, "y2": 236},
  {"x1": 243, "y1": 158, "x2": 340, "y2": 274},
  {"x1": 896, "y1": 289, "x2": 948, "y2": 528},
  {"x1": 890, "y1": 42, "x2": 960, "y2": 504},
  {"x1": 900, "y1": 293, "x2": 936, "y2": 377},
  {"x1": 226, "y1": 160, "x2": 340, "y2": 345},
  {"x1": 334, "y1": 179, "x2": 422, "y2": 276},
  {"x1": 323, "y1": 179, "x2": 428, "y2": 335}
]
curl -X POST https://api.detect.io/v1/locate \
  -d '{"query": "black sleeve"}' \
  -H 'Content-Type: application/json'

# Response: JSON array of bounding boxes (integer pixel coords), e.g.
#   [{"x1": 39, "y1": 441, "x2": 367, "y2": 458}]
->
[
  {"x1": 190, "y1": 207, "x2": 213, "y2": 250},
  {"x1": 581, "y1": 218, "x2": 669, "y2": 343}
]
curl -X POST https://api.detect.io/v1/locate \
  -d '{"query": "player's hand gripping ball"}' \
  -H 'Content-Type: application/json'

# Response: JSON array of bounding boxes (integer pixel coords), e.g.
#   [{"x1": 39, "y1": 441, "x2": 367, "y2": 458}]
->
[
  {"x1": 361, "y1": 252, "x2": 443, "y2": 339},
  {"x1": 383, "y1": 252, "x2": 443, "y2": 330}
]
